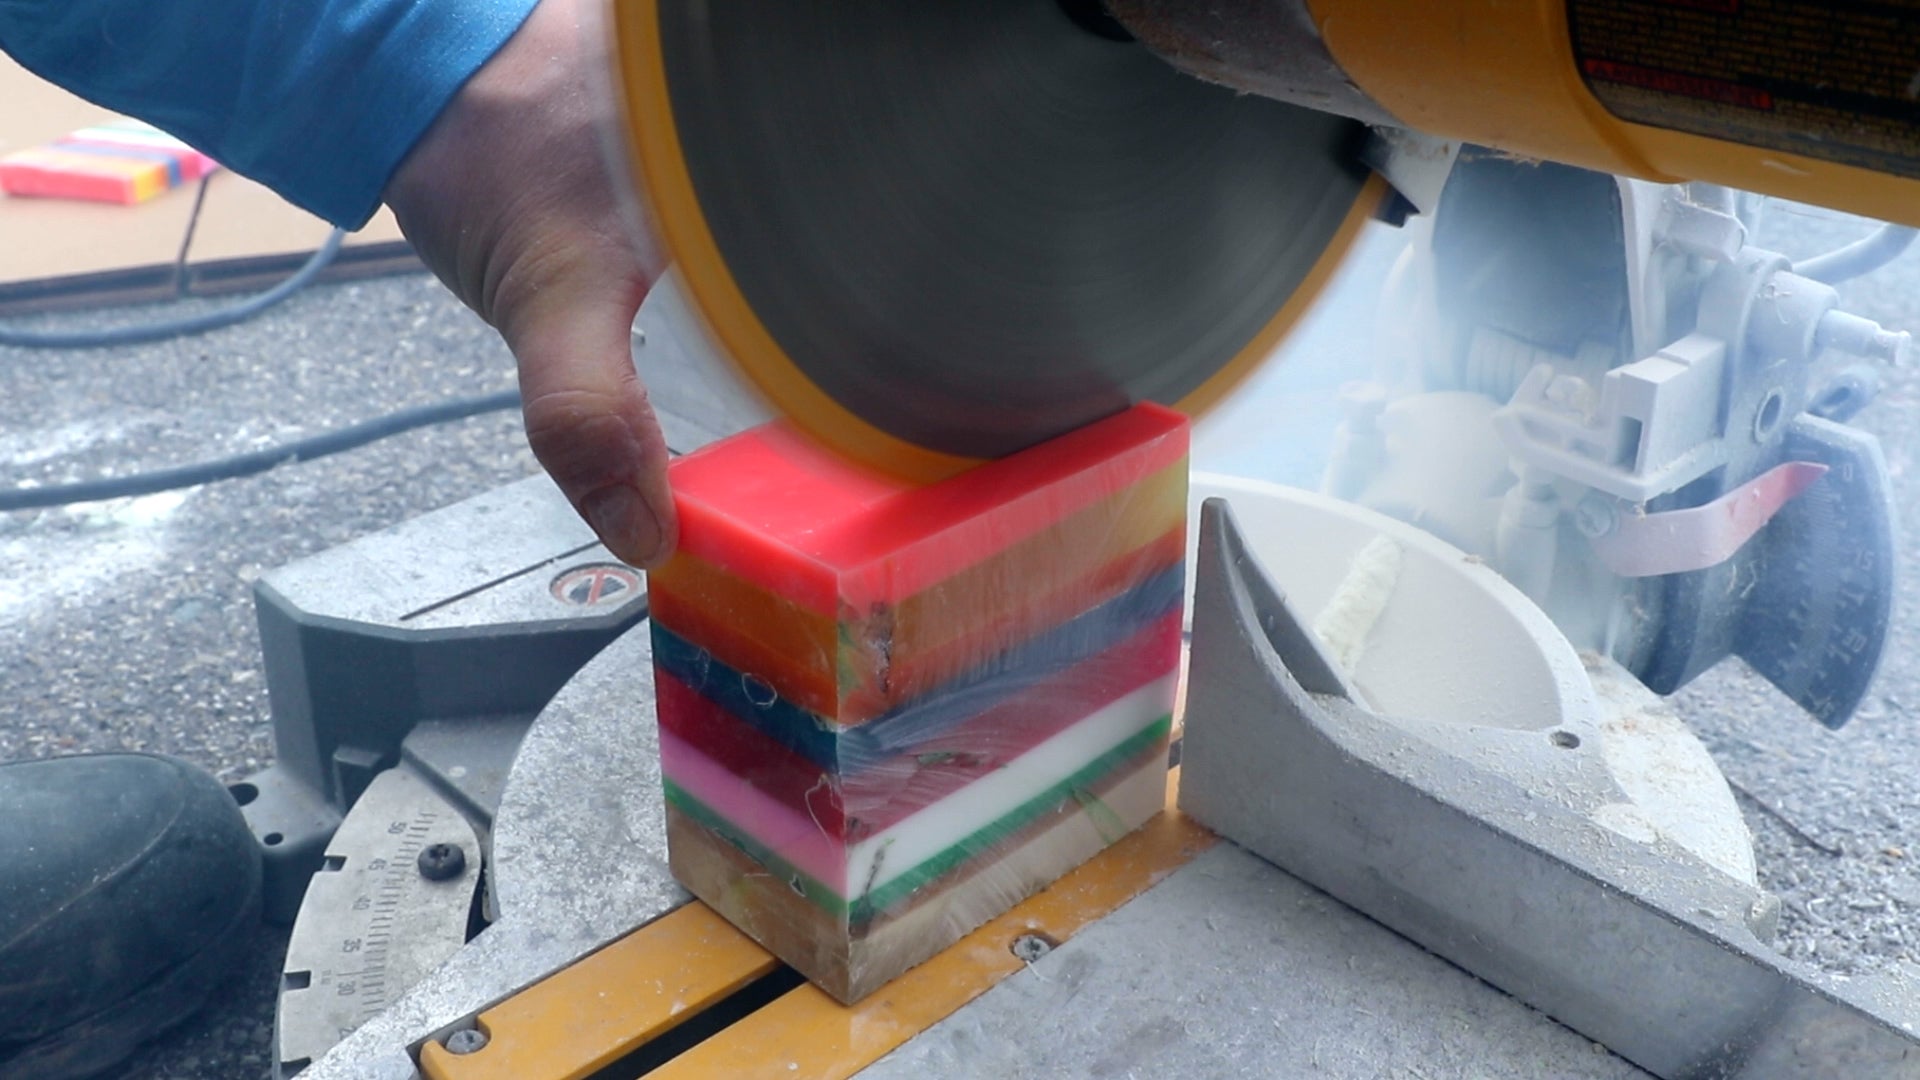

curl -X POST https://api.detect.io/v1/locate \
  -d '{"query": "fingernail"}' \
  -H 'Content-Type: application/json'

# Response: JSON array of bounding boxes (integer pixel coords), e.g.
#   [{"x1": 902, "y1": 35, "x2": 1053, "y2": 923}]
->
[{"x1": 582, "y1": 485, "x2": 663, "y2": 566}]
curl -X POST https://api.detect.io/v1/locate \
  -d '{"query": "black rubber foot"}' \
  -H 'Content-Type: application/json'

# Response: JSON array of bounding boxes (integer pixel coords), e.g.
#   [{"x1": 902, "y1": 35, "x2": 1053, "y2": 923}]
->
[{"x1": 0, "y1": 753, "x2": 263, "y2": 1080}]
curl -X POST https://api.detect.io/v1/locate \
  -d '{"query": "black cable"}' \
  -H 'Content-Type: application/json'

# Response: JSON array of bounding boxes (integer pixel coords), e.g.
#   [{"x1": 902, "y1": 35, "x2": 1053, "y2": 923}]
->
[
  {"x1": 168, "y1": 176, "x2": 215, "y2": 290},
  {"x1": 0, "y1": 228, "x2": 348, "y2": 349},
  {"x1": 0, "y1": 389, "x2": 521, "y2": 511}
]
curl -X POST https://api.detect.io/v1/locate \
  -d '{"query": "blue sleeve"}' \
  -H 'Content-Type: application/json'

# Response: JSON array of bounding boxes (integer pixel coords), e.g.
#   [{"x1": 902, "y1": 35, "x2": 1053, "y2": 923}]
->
[{"x1": 0, "y1": 0, "x2": 541, "y2": 228}]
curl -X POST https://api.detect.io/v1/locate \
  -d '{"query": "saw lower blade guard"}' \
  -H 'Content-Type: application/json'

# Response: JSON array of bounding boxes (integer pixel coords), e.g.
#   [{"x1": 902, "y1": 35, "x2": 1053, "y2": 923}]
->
[{"x1": 609, "y1": 0, "x2": 1380, "y2": 477}]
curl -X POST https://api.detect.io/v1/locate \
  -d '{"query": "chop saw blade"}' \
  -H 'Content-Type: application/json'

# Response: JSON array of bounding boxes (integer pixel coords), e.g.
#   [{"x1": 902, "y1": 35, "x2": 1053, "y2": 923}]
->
[{"x1": 610, "y1": 0, "x2": 1382, "y2": 476}]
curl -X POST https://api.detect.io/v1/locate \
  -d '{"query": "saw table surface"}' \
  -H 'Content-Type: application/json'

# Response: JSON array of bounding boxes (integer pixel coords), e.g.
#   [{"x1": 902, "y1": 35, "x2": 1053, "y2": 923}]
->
[{"x1": 293, "y1": 601, "x2": 1646, "y2": 1080}]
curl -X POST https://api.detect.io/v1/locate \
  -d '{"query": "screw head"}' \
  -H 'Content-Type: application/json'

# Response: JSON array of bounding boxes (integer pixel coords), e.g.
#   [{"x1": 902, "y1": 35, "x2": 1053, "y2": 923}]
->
[
  {"x1": 417, "y1": 842, "x2": 467, "y2": 882},
  {"x1": 1573, "y1": 495, "x2": 1617, "y2": 539},
  {"x1": 1544, "y1": 374, "x2": 1596, "y2": 415},
  {"x1": 444, "y1": 1028, "x2": 488, "y2": 1055},
  {"x1": 1010, "y1": 933, "x2": 1056, "y2": 964}
]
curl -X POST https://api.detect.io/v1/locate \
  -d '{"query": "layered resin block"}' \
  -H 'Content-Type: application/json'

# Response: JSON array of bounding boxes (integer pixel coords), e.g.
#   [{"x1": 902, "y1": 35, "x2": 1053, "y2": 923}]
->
[
  {"x1": 0, "y1": 121, "x2": 219, "y2": 204},
  {"x1": 650, "y1": 403, "x2": 1188, "y2": 1002}
]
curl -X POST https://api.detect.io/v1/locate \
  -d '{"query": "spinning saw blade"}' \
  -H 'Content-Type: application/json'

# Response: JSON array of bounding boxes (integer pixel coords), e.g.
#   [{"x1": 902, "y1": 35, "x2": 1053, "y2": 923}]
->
[{"x1": 609, "y1": 0, "x2": 1381, "y2": 475}]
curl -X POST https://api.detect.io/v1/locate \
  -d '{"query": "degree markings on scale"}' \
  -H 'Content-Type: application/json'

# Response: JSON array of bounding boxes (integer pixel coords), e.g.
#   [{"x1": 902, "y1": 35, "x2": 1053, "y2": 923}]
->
[
  {"x1": 279, "y1": 771, "x2": 481, "y2": 1074},
  {"x1": 331, "y1": 809, "x2": 447, "y2": 1019}
]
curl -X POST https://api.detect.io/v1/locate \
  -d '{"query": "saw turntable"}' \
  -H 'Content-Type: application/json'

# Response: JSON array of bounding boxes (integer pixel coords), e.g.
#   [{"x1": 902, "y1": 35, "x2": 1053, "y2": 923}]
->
[{"x1": 237, "y1": 2, "x2": 1920, "y2": 1076}]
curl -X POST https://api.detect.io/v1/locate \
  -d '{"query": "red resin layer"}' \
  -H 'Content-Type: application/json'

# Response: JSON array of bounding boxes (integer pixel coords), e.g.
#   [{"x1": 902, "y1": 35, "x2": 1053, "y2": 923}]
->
[
  {"x1": 652, "y1": 525, "x2": 1185, "y2": 723},
  {"x1": 664, "y1": 403, "x2": 1190, "y2": 617}
]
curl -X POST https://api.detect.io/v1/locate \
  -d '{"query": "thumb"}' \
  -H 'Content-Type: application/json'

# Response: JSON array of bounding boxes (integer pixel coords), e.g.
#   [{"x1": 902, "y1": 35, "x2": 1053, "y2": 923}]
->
[{"x1": 499, "y1": 273, "x2": 677, "y2": 568}]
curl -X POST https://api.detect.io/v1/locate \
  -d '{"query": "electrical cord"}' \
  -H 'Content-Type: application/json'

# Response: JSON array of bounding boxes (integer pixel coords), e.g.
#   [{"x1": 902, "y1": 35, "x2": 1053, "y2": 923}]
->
[
  {"x1": 1796, "y1": 223, "x2": 1920, "y2": 286},
  {"x1": 0, "y1": 228, "x2": 347, "y2": 349},
  {"x1": 0, "y1": 187, "x2": 521, "y2": 510},
  {"x1": 0, "y1": 388, "x2": 522, "y2": 511},
  {"x1": 0, "y1": 202, "x2": 518, "y2": 510}
]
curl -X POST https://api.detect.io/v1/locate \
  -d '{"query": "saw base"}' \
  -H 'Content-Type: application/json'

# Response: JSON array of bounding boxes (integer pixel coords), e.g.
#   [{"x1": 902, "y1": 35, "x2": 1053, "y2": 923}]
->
[{"x1": 268, "y1": 468, "x2": 1915, "y2": 1078}]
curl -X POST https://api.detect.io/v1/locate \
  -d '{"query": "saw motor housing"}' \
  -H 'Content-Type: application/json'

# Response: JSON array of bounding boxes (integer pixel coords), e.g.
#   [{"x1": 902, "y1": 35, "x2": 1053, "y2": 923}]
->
[
  {"x1": 1328, "y1": 152, "x2": 1902, "y2": 728},
  {"x1": 1111, "y1": 0, "x2": 1920, "y2": 230}
]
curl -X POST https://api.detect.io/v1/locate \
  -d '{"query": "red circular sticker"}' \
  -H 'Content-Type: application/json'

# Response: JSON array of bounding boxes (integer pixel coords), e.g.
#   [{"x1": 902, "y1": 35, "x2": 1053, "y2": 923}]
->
[{"x1": 550, "y1": 563, "x2": 642, "y2": 607}]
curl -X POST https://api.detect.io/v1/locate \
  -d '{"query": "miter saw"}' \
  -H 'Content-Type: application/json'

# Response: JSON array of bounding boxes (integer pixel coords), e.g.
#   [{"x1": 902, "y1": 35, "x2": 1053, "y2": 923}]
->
[{"x1": 236, "y1": 2, "x2": 1920, "y2": 1077}]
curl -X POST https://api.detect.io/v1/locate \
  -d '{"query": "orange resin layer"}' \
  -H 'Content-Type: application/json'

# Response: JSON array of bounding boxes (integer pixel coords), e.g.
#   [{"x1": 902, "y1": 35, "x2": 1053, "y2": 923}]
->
[{"x1": 650, "y1": 515, "x2": 1185, "y2": 723}]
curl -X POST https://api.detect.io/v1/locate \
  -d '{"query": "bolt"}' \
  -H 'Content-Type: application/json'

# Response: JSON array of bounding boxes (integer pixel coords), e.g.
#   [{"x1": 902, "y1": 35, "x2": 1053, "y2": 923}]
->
[
  {"x1": 1816, "y1": 309, "x2": 1909, "y2": 365},
  {"x1": 1572, "y1": 495, "x2": 1617, "y2": 539},
  {"x1": 417, "y1": 842, "x2": 467, "y2": 882},
  {"x1": 1011, "y1": 933, "x2": 1056, "y2": 964},
  {"x1": 1543, "y1": 374, "x2": 1596, "y2": 416},
  {"x1": 1336, "y1": 381, "x2": 1389, "y2": 427},
  {"x1": 444, "y1": 1028, "x2": 489, "y2": 1055},
  {"x1": 1875, "y1": 328, "x2": 1911, "y2": 366}
]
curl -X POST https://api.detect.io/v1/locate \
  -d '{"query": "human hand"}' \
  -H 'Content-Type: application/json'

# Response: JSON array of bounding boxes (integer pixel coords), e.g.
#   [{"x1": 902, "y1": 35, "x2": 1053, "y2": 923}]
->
[{"x1": 382, "y1": 0, "x2": 676, "y2": 567}]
